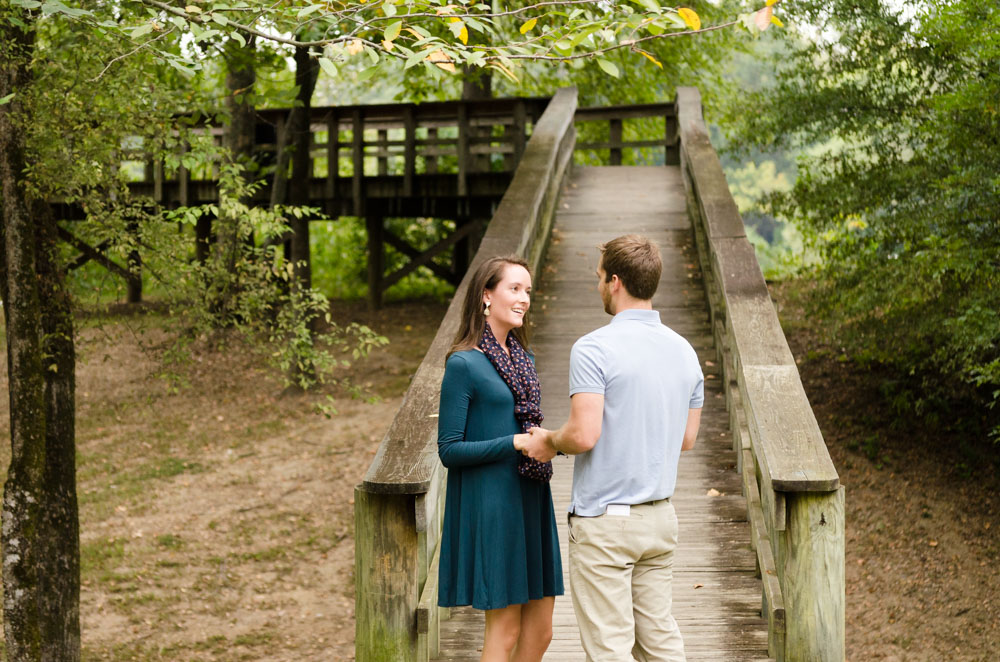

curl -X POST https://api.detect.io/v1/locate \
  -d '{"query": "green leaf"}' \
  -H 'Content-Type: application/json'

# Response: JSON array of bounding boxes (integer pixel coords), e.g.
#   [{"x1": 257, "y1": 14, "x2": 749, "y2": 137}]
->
[
  {"x1": 384, "y1": 20, "x2": 402, "y2": 42},
  {"x1": 231, "y1": 31, "x2": 246, "y2": 47},
  {"x1": 382, "y1": 1, "x2": 397, "y2": 18},
  {"x1": 318, "y1": 57, "x2": 338, "y2": 78},
  {"x1": 298, "y1": 4, "x2": 323, "y2": 18},
  {"x1": 635, "y1": 0, "x2": 661, "y2": 14},
  {"x1": 0, "y1": 93, "x2": 14, "y2": 106},
  {"x1": 131, "y1": 23, "x2": 154, "y2": 39},
  {"x1": 10, "y1": 0, "x2": 42, "y2": 8},
  {"x1": 596, "y1": 58, "x2": 619, "y2": 77},
  {"x1": 357, "y1": 66, "x2": 380, "y2": 82},
  {"x1": 211, "y1": 12, "x2": 229, "y2": 27}
]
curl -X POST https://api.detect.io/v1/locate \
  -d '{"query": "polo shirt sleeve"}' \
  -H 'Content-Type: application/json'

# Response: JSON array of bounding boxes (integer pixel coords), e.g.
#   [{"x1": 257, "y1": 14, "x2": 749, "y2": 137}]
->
[
  {"x1": 690, "y1": 372, "x2": 705, "y2": 409},
  {"x1": 569, "y1": 336, "x2": 606, "y2": 396},
  {"x1": 689, "y1": 350, "x2": 705, "y2": 408}
]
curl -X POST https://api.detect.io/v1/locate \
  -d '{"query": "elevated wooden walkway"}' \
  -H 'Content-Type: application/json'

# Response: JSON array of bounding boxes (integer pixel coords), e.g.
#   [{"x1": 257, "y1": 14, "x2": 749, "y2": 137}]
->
[
  {"x1": 433, "y1": 168, "x2": 771, "y2": 661},
  {"x1": 355, "y1": 88, "x2": 843, "y2": 662}
]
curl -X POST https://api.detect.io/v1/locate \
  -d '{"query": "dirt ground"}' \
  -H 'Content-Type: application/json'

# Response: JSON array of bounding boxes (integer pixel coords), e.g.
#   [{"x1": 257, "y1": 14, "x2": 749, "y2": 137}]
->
[
  {"x1": 0, "y1": 290, "x2": 998, "y2": 661},
  {"x1": 776, "y1": 284, "x2": 1000, "y2": 662}
]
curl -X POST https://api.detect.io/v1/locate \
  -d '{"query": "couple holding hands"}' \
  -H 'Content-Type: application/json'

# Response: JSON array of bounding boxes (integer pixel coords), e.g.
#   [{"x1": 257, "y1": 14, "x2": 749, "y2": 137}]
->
[{"x1": 436, "y1": 234, "x2": 705, "y2": 662}]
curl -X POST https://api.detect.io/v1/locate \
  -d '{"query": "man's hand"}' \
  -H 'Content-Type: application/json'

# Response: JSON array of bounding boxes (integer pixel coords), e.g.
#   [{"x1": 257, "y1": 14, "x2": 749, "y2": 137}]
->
[{"x1": 520, "y1": 426, "x2": 557, "y2": 462}]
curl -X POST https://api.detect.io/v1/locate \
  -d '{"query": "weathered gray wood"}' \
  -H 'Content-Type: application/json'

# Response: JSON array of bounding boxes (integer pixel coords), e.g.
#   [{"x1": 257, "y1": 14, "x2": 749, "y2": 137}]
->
[
  {"x1": 457, "y1": 103, "x2": 468, "y2": 196},
  {"x1": 741, "y1": 366, "x2": 839, "y2": 492},
  {"x1": 404, "y1": 106, "x2": 416, "y2": 197},
  {"x1": 325, "y1": 110, "x2": 338, "y2": 212},
  {"x1": 575, "y1": 102, "x2": 675, "y2": 121},
  {"x1": 361, "y1": 87, "x2": 578, "y2": 495},
  {"x1": 352, "y1": 108, "x2": 364, "y2": 216},
  {"x1": 783, "y1": 489, "x2": 844, "y2": 662},
  {"x1": 366, "y1": 215, "x2": 383, "y2": 311},
  {"x1": 676, "y1": 88, "x2": 746, "y2": 240},
  {"x1": 377, "y1": 128, "x2": 389, "y2": 176},
  {"x1": 424, "y1": 127, "x2": 439, "y2": 174},
  {"x1": 355, "y1": 487, "x2": 420, "y2": 662},
  {"x1": 678, "y1": 85, "x2": 843, "y2": 662},
  {"x1": 434, "y1": 164, "x2": 770, "y2": 661}
]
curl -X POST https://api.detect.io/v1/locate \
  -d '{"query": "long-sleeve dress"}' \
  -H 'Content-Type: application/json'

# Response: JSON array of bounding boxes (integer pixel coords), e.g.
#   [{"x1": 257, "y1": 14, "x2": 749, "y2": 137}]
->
[{"x1": 437, "y1": 349, "x2": 563, "y2": 611}]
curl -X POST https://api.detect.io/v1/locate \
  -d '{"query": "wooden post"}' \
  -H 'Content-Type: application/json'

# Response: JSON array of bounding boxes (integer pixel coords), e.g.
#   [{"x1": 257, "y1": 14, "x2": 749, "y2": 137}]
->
[
  {"x1": 403, "y1": 106, "x2": 416, "y2": 197},
  {"x1": 366, "y1": 215, "x2": 384, "y2": 310},
  {"x1": 665, "y1": 113, "x2": 679, "y2": 165},
  {"x1": 453, "y1": 218, "x2": 471, "y2": 280},
  {"x1": 326, "y1": 110, "x2": 339, "y2": 215},
  {"x1": 457, "y1": 103, "x2": 469, "y2": 196},
  {"x1": 511, "y1": 100, "x2": 527, "y2": 169},
  {"x1": 609, "y1": 118, "x2": 623, "y2": 165},
  {"x1": 377, "y1": 128, "x2": 389, "y2": 176},
  {"x1": 354, "y1": 486, "x2": 420, "y2": 662},
  {"x1": 782, "y1": 488, "x2": 845, "y2": 662},
  {"x1": 425, "y1": 127, "x2": 438, "y2": 174},
  {"x1": 352, "y1": 108, "x2": 364, "y2": 217}
]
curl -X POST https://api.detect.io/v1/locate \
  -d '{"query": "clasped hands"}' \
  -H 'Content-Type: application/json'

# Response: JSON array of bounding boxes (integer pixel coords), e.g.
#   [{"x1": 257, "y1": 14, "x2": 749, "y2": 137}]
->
[{"x1": 514, "y1": 426, "x2": 557, "y2": 462}]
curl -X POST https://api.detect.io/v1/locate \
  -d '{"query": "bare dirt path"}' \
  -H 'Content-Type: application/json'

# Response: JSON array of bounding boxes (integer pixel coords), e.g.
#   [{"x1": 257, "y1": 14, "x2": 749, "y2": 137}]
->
[{"x1": 1, "y1": 299, "x2": 447, "y2": 661}]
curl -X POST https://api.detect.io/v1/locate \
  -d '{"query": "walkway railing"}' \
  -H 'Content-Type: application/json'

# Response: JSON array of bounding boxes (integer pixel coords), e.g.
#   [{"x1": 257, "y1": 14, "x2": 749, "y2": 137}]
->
[
  {"x1": 677, "y1": 86, "x2": 845, "y2": 662},
  {"x1": 353, "y1": 87, "x2": 577, "y2": 662}
]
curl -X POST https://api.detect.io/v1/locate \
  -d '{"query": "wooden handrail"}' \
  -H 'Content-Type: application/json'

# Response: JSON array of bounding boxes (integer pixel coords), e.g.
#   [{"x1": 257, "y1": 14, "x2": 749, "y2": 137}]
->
[
  {"x1": 676, "y1": 86, "x2": 844, "y2": 662},
  {"x1": 354, "y1": 87, "x2": 578, "y2": 662},
  {"x1": 574, "y1": 102, "x2": 679, "y2": 165}
]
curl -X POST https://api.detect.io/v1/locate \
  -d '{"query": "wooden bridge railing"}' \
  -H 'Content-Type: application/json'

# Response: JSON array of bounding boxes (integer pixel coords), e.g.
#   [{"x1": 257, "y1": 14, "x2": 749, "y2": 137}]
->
[
  {"x1": 574, "y1": 102, "x2": 679, "y2": 166},
  {"x1": 353, "y1": 87, "x2": 577, "y2": 662},
  {"x1": 677, "y1": 86, "x2": 845, "y2": 662},
  {"x1": 127, "y1": 97, "x2": 549, "y2": 218}
]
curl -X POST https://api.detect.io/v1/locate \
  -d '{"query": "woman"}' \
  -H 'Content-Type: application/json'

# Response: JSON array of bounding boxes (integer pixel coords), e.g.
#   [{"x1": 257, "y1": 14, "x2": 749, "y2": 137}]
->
[{"x1": 437, "y1": 255, "x2": 563, "y2": 662}]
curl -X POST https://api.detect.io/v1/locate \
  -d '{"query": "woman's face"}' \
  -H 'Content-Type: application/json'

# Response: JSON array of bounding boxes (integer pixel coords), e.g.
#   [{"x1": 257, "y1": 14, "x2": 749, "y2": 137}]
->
[{"x1": 484, "y1": 263, "x2": 532, "y2": 336}]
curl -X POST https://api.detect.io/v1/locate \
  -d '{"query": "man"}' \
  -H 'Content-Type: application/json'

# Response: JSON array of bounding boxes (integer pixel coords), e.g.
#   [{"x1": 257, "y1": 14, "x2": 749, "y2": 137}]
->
[{"x1": 516, "y1": 234, "x2": 703, "y2": 661}]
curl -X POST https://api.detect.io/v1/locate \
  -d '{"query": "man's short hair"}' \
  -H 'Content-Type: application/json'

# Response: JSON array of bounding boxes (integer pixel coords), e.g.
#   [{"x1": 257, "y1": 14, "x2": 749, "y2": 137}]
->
[{"x1": 599, "y1": 234, "x2": 662, "y2": 300}]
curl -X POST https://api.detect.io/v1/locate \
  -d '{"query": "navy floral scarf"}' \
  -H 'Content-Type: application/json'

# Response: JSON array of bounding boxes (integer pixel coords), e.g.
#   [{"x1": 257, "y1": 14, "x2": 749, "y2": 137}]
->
[{"x1": 479, "y1": 322, "x2": 552, "y2": 482}]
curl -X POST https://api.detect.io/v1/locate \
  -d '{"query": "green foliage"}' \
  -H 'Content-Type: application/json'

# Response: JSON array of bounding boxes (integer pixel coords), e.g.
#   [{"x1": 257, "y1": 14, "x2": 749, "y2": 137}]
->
[
  {"x1": 727, "y1": 0, "x2": 1000, "y2": 438},
  {"x1": 310, "y1": 217, "x2": 456, "y2": 302},
  {"x1": 9, "y1": 0, "x2": 785, "y2": 93},
  {"x1": 158, "y1": 165, "x2": 389, "y2": 390}
]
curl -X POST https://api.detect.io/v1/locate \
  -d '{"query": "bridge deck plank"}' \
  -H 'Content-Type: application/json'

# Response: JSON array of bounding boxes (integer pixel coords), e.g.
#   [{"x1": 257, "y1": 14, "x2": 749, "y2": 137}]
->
[{"x1": 433, "y1": 166, "x2": 770, "y2": 661}]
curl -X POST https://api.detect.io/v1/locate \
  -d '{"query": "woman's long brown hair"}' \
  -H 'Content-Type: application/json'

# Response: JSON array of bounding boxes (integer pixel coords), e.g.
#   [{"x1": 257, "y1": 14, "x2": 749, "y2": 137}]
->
[{"x1": 447, "y1": 255, "x2": 532, "y2": 359}]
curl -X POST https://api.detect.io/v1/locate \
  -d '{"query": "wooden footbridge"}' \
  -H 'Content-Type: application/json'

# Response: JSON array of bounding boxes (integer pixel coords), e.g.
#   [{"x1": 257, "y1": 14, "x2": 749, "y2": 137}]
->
[
  {"x1": 73, "y1": 85, "x2": 844, "y2": 660},
  {"x1": 355, "y1": 88, "x2": 845, "y2": 662}
]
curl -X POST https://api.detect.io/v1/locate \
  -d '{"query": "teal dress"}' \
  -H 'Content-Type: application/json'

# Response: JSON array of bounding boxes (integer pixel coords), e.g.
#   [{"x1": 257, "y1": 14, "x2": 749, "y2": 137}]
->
[{"x1": 437, "y1": 350, "x2": 564, "y2": 610}]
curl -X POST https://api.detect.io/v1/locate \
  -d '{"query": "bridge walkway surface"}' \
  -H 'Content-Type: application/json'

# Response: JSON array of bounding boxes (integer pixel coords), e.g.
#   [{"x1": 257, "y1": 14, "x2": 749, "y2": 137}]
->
[{"x1": 432, "y1": 166, "x2": 773, "y2": 661}]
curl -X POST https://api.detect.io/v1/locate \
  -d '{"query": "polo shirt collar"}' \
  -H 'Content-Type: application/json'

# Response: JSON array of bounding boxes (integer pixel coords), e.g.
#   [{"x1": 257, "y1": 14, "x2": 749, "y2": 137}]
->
[{"x1": 611, "y1": 308, "x2": 660, "y2": 325}]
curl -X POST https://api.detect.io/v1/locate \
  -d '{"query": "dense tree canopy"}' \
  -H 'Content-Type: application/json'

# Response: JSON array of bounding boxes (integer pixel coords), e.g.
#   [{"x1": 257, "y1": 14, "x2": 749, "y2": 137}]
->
[{"x1": 727, "y1": 0, "x2": 1000, "y2": 437}]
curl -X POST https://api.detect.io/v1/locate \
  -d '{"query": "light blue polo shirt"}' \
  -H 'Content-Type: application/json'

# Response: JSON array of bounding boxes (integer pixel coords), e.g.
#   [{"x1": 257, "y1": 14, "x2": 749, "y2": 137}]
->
[{"x1": 568, "y1": 309, "x2": 704, "y2": 516}]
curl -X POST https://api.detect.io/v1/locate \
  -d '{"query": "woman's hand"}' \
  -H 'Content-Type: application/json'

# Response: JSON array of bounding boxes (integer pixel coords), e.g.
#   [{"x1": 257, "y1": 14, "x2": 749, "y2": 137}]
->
[{"x1": 517, "y1": 427, "x2": 557, "y2": 462}]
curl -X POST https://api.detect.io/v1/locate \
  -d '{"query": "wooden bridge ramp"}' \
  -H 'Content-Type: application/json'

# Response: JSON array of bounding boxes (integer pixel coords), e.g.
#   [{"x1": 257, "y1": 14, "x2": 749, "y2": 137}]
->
[{"x1": 433, "y1": 166, "x2": 773, "y2": 661}]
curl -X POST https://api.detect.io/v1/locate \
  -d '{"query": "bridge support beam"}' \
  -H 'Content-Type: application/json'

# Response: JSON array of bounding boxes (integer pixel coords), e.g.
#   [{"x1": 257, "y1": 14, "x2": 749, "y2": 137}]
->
[
  {"x1": 366, "y1": 215, "x2": 384, "y2": 310},
  {"x1": 783, "y1": 488, "x2": 846, "y2": 662}
]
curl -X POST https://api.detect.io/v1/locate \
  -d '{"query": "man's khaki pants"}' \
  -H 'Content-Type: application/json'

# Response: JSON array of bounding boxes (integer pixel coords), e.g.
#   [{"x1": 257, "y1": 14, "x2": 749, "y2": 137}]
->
[{"x1": 568, "y1": 500, "x2": 685, "y2": 662}]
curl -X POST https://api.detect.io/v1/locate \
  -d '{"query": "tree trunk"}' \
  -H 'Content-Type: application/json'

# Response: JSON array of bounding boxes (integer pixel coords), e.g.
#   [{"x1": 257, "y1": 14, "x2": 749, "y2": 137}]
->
[
  {"x1": 0, "y1": 8, "x2": 81, "y2": 661},
  {"x1": 288, "y1": 45, "x2": 319, "y2": 293}
]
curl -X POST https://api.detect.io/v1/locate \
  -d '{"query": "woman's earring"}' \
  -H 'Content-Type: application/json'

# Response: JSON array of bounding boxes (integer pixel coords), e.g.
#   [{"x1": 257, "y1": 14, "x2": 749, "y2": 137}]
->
[{"x1": 483, "y1": 301, "x2": 491, "y2": 317}]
